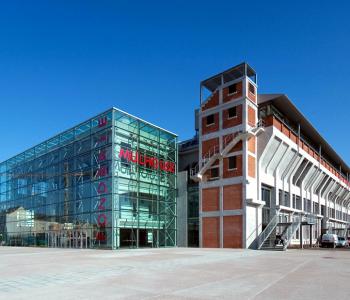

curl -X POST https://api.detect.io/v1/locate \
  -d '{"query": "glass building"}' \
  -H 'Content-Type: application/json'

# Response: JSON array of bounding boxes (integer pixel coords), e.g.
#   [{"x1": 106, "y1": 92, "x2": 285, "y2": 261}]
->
[{"x1": 0, "y1": 108, "x2": 177, "y2": 249}]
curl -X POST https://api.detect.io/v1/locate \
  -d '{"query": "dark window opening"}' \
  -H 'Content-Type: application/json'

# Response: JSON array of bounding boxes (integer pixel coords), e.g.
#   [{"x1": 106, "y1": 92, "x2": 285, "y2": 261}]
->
[
  {"x1": 292, "y1": 195, "x2": 301, "y2": 210},
  {"x1": 206, "y1": 114, "x2": 214, "y2": 126},
  {"x1": 210, "y1": 167, "x2": 219, "y2": 179},
  {"x1": 228, "y1": 107, "x2": 237, "y2": 119},
  {"x1": 261, "y1": 186, "x2": 271, "y2": 208},
  {"x1": 279, "y1": 189, "x2": 290, "y2": 207},
  {"x1": 228, "y1": 156, "x2": 237, "y2": 170},
  {"x1": 228, "y1": 83, "x2": 237, "y2": 94},
  {"x1": 248, "y1": 83, "x2": 255, "y2": 95}
]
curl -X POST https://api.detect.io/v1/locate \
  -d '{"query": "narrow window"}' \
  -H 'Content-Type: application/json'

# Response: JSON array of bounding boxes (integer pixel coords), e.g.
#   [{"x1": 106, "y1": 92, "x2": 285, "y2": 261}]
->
[
  {"x1": 228, "y1": 83, "x2": 237, "y2": 94},
  {"x1": 206, "y1": 114, "x2": 214, "y2": 126},
  {"x1": 228, "y1": 156, "x2": 237, "y2": 170},
  {"x1": 210, "y1": 167, "x2": 219, "y2": 179},
  {"x1": 248, "y1": 83, "x2": 255, "y2": 95},
  {"x1": 228, "y1": 107, "x2": 237, "y2": 119}
]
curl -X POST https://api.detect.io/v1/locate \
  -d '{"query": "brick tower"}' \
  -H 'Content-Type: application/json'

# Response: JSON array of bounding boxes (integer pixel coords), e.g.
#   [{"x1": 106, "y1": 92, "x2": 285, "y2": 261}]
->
[{"x1": 191, "y1": 63, "x2": 264, "y2": 248}]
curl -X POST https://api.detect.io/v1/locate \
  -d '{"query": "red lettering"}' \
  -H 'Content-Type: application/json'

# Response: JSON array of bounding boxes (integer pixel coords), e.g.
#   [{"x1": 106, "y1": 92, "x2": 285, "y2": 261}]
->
[
  {"x1": 99, "y1": 135, "x2": 107, "y2": 142},
  {"x1": 98, "y1": 150, "x2": 106, "y2": 162},
  {"x1": 97, "y1": 214, "x2": 107, "y2": 226},
  {"x1": 97, "y1": 182, "x2": 107, "y2": 194},
  {"x1": 98, "y1": 197, "x2": 106, "y2": 210},
  {"x1": 145, "y1": 156, "x2": 154, "y2": 168},
  {"x1": 118, "y1": 148, "x2": 176, "y2": 173},
  {"x1": 96, "y1": 165, "x2": 108, "y2": 177},
  {"x1": 98, "y1": 117, "x2": 107, "y2": 127},
  {"x1": 169, "y1": 162, "x2": 175, "y2": 173},
  {"x1": 159, "y1": 160, "x2": 165, "y2": 171},
  {"x1": 119, "y1": 148, "x2": 131, "y2": 160},
  {"x1": 153, "y1": 158, "x2": 159, "y2": 169},
  {"x1": 138, "y1": 153, "x2": 145, "y2": 166},
  {"x1": 131, "y1": 151, "x2": 138, "y2": 163}
]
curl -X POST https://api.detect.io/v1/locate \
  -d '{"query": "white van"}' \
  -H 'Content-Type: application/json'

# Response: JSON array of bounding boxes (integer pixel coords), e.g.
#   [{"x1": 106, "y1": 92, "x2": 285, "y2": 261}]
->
[{"x1": 321, "y1": 234, "x2": 338, "y2": 248}]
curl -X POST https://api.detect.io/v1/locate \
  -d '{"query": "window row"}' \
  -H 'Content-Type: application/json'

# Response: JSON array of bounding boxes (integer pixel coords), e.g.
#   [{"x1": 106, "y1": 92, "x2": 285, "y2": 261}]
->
[{"x1": 206, "y1": 106, "x2": 238, "y2": 126}]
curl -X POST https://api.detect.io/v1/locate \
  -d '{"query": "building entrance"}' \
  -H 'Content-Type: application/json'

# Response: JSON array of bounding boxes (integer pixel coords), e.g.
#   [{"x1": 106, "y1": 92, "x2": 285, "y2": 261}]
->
[
  {"x1": 119, "y1": 228, "x2": 158, "y2": 248},
  {"x1": 47, "y1": 230, "x2": 91, "y2": 249}
]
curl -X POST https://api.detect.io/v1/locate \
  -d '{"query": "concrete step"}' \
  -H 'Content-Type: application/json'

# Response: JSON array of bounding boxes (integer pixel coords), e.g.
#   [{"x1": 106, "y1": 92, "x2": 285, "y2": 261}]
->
[{"x1": 260, "y1": 246, "x2": 285, "y2": 251}]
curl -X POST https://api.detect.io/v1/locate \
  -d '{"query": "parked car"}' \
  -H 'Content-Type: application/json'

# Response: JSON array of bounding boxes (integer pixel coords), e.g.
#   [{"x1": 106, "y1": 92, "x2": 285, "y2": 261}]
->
[
  {"x1": 337, "y1": 237, "x2": 349, "y2": 248},
  {"x1": 321, "y1": 234, "x2": 338, "y2": 248}
]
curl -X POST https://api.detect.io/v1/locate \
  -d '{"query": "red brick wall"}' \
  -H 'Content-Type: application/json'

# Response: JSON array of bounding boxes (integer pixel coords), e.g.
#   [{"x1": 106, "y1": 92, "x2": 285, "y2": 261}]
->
[
  {"x1": 202, "y1": 187, "x2": 220, "y2": 211},
  {"x1": 223, "y1": 155, "x2": 242, "y2": 178},
  {"x1": 202, "y1": 113, "x2": 219, "y2": 135},
  {"x1": 202, "y1": 217, "x2": 220, "y2": 248},
  {"x1": 223, "y1": 81, "x2": 243, "y2": 103},
  {"x1": 264, "y1": 115, "x2": 273, "y2": 126},
  {"x1": 282, "y1": 124, "x2": 289, "y2": 136},
  {"x1": 222, "y1": 105, "x2": 242, "y2": 129},
  {"x1": 202, "y1": 138, "x2": 219, "y2": 158},
  {"x1": 203, "y1": 164, "x2": 220, "y2": 181},
  {"x1": 248, "y1": 155, "x2": 255, "y2": 178},
  {"x1": 247, "y1": 83, "x2": 256, "y2": 103},
  {"x1": 248, "y1": 136, "x2": 256, "y2": 153},
  {"x1": 290, "y1": 132, "x2": 297, "y2": 143},
  {"x1": 223, "y1": 215, "x2": 243, "y2": 248},
  {"x1": 202, "y1": 90, "x2": 219, "y2": 111},
  {"x1": 223, "y1": 184, "x2": 242, "y2": 210},
  {"x1": 248, "y1": 106, "x2": 256, "y2": 126},
  {"x1": 222, "y1": 133, "x2": 242, "y2": 153},
  {"x1": 273, "y1": 118, "x2": 283, "y2": 131}
]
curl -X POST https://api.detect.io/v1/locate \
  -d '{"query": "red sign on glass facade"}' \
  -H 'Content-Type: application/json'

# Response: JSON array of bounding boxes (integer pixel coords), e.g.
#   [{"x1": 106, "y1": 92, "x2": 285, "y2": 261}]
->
[
  {"x1": 118, "y1": 148, "x2": 175, "y2": 173},
  {"x1": 95, "y1": 117, "x2": 109, "y2": 242}
]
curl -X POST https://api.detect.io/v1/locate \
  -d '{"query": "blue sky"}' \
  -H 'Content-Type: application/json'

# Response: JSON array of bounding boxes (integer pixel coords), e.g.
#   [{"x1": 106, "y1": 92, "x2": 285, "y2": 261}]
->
[{"x1": 0, "y1": 1, "x2": 349, "y2": 164}]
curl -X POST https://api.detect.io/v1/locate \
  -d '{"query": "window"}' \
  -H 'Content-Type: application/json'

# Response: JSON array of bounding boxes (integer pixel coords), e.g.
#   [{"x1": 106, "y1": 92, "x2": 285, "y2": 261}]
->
[
  {"x1": 295, "y1": 196, "x2": 301, "y2": 210},
  {"x1": 261, "y1": 186, "x2": 271, "y2": 208},
  {"x1": 210, "y1": 167, "x2": 219, "y2": 179},
  {"x1": 279, "y1": 189, "x2": 290, "y2": 207},
  {"x1": 228, "y1": 83, "x2": 237, "y2": 94},
  {"x1": 228, "y1": 107, "x2": 237, "y2": 119},
  {"x1": 292, "y1": 195, "x2": 302, "y2": 210},
  {"x1": 248, "y1": 83, "x2": 255, "y2": 95},
  {"x1": 206, "y1": 114, "x2": 214, "y2": 126},
  {"x1": 228, "y1": 156, "x2": 237, "y2": 170}
]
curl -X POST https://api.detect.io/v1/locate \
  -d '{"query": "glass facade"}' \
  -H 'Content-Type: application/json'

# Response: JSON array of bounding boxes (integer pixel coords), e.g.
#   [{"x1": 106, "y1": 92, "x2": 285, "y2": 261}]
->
[
  {"x1": 0, "y1": 108, "x2": 177, "y2": 249},
  {"x1": 187, "y1": 184, "x2": 199, "y2": 247}
]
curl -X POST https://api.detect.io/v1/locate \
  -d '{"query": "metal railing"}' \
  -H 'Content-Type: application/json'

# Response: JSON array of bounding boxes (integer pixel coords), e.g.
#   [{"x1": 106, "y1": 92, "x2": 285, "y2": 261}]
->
[
  {"x1": 257, "y1": 209, "x2": 281, "y2": 249},
  {"x1": 253, "y1": 119, "x2": 265, "y2": 131},
  {"x1": 190, "y1": 119, "x2": 265, "y2": 181},
  {"x1": 202, "y1": 144, "x2": 220, "y2": 166},
  {"x1": 282, "y1": 214, "x2": 302, "y2": 250},
  {"x1": 223, "y1": 131, "x2": 242, "y2": 148},
  {"x1": 269, "y1": 112, "x2": 350, "y2": 188},
  {"x1": 303, "y1": 213, "x2": 317, "y2": 225}
]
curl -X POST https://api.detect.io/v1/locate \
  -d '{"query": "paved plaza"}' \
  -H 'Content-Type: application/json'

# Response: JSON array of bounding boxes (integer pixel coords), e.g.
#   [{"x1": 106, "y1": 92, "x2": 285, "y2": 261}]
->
[{"x1": 0, "y1": 246, "x2": 349, "y2": 299}]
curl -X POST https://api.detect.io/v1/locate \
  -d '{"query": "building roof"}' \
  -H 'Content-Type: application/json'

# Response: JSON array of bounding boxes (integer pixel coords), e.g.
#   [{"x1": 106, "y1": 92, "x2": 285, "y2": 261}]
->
[
  {"x1": 201, "y1": 62, "x2": 257, "y2": 92},
  {"x1": 0, "y1": 107, "x2": 177, "y2": 168},
  {"x1": 178, "y1": 135, "x2": 199, "y2": 153},
  {"x1": 258, "y1": 94, "x2": 350, "y2": 176}
]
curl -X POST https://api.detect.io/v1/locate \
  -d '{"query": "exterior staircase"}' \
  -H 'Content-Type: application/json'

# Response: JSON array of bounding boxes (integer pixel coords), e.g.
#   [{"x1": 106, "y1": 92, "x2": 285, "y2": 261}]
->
[
  {"x1": 190, "y1": 120, "x2": 265, "y2": 182},
  {"x1": 258, "y1": 211, "x2": 302, "y2": 251}
]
